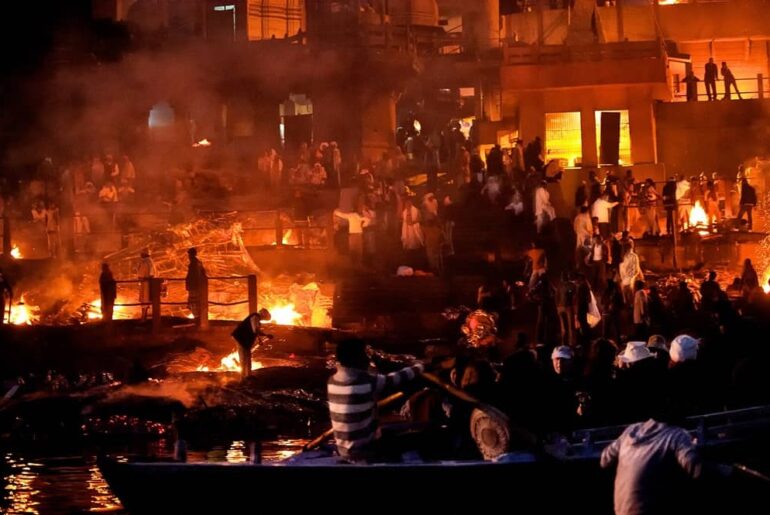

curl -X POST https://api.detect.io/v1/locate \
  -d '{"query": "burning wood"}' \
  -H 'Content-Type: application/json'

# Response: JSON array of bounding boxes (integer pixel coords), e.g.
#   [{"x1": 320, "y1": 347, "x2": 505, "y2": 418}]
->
[
  {"x1": 8, "y1": 213, "x2": 332, "y2": 327},
  {"x1": 688, "y1": 200, "x2": 712, "y2": 235},
  {"x1": 8, "y1": 295, "x2": 39, "y2": 325},
  {"x1": 195, "y1": 349, "x2": 263, "y2": 373}
]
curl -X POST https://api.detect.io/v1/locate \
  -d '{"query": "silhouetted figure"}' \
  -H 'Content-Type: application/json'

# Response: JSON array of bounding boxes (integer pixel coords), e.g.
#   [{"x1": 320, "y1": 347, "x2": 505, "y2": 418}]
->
[
  {"x1": 185, "y1": 248, "x2": 207, "y2": 322},
  {"x1": 737, "y1": 178, "x2": 756, "y2": 230},
  {"x1": 704, "y1": 58, "x2": 718, "y2": 101},
  {"x1": 682, "y1": 70, "x2": 700, "y2": 101},
  {"x1": 662, "y1": 177, "x2": 677, "y2": 235},
  {"x1": 0, "y1": 268, "x2": 13, "y2": 325},
  {"x1": 99, "y1": 263, "x2": 117, "y2": 322},
  {"x1": 231, "y1": 308, "x2": 272, "y2": 380},
  {"x1": 721, "y1": 62, "x2": 741, "y2": 100}
]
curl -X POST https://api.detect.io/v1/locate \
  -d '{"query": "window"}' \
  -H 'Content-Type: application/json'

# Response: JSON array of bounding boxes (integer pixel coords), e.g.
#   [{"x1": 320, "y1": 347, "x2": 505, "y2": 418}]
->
[
  {"x1": 545, "y1": 112, "x2": 582, "y2": 167},
  {"x1": 595, "y1": 110, "x2": 631, "y2": 165},
  {"x1": 247, "y1": 0, "x2": 304, "y2": 41}
]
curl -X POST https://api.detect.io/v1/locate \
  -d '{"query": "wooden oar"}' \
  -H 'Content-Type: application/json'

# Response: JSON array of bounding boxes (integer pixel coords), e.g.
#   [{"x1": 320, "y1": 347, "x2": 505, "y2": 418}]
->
[
  {"x1": 419, "y1": 371, "x2": 492, "y2": 407},
  {"x1": 733, "y1": 463, "x2": 770, "y2": 484},
  {"x1": 303, "y1": 391, "x2": 406, "y2": 451}
]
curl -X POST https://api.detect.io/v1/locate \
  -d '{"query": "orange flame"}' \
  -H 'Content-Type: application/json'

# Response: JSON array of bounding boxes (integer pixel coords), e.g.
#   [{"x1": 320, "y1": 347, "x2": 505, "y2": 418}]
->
[
  {"x1": 10, "y1": 245, "x2": 21, "y2": 259},
  {"x1": 265, "y1": 302, "x2": 302, "y2": 325},
  {"x1": 689, "y1": 200, "x2": 710, "y2": 229},
  {"x1": 86, "y1": 298, "x2": 133, "y2": 320},
  {"x1": 192, "y1": 138, "x2": 212, "y2": 148},
  {"x1": 763, "y1": 267, "x2": 770, "y2": 294},
  {"x1": 9, "y1": 295, "x2": 39, "y2": 325},
  {"x1": 195, "y1": 349, "x2": 263, "y2": 373}
]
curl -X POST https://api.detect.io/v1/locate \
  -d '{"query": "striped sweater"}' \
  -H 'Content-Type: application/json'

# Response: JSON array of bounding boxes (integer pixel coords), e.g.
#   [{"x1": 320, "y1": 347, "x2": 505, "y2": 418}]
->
[{"x1": 327, "y1": 363, "x2": 424, "y2": 460}]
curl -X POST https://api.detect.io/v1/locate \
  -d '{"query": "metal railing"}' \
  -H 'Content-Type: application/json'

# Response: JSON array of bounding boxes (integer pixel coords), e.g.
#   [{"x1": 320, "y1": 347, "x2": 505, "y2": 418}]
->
[
  {"x1": 503, "y1": 40, "x2": 663, "y2": 65},
  {"x1": 672, "y1": 74, "x2": 770, "y2": 101},
  {"x1": 106, "y1": 274, "x2": 258, "y2": 333}
]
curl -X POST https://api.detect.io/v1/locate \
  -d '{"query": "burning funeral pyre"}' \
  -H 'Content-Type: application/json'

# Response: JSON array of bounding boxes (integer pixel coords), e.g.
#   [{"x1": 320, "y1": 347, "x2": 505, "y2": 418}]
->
[{"x1": 4, "y1": 213, "x2": 332, "y2": 327}]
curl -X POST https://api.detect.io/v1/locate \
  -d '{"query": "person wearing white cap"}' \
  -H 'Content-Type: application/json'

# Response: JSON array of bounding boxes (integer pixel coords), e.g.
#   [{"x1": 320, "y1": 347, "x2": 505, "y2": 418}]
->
[
  {"x1": 669, "y1": 335, "x2": 699, "y2": 363},
  {"x1": 616, "y1": 341, "x2": 665, "y2": 423},
  {"x1": 551, "y1": 345, "x2": 573, "y2": 376},
  {"x1": 618, "y1": 341, "x2": 653, "y2": 366},
  {"x1": 667, "y1": 335, "x2": 709, "y2": 415}
]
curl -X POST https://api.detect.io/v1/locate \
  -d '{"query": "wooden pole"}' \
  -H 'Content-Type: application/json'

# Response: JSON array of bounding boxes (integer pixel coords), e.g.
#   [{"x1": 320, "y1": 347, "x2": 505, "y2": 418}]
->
[
  {"x1": 248, "y1": 274, "x2": 258, "y2": 314},
  {"x1": 200, "y1": 276, "x2": 209, "y2": 329},
  {"x1": 150, "y1": 277, "x2": 162, "y2": 334},
  {"x1": 275, "y1": 211, "x2": 283, "y2": 247}
]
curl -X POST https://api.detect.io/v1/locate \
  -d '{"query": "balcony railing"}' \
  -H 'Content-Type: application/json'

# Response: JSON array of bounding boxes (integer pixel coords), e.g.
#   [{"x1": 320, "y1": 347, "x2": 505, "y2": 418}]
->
[
  {"x1": 503, "y1": 40, "x2": 663, "y2": 65},
  {"x1": 672, "y1": 74, "x2": 770, "y2": 101}
]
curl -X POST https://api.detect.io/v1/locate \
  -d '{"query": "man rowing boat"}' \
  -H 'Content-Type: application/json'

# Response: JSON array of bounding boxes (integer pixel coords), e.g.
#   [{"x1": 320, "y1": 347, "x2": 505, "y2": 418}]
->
[{"x1": 327, "y1": 338, "x2": 425, "y2": 462}]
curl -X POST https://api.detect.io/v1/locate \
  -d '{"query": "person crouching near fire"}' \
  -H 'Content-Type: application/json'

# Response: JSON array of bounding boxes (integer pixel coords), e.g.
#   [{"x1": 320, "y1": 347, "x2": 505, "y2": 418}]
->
[
  {"x1": 328, "y1": 338, "x2": 425, "y2": 463},
  {"x1": 231, "y1": 308, "x2": 272, "y2": 380}
]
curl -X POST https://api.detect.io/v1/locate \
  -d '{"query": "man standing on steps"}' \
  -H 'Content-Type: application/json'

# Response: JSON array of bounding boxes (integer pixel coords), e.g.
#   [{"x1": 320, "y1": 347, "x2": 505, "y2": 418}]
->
[{"x1": 704, "y1": 57, "x2": 718, "y2": 101}]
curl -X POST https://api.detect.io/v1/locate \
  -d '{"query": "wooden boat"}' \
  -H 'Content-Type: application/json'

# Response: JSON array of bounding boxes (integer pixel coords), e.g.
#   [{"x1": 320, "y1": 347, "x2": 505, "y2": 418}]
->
[{"x1": 98, "y1": 405, "x2": 770, "y2": 513}]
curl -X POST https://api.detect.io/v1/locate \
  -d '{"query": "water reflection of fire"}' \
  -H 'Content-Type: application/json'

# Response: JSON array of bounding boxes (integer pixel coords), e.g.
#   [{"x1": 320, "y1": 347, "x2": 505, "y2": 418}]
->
[{"x1": 195, "y1": 349, "x2": 263, "y2": 373}]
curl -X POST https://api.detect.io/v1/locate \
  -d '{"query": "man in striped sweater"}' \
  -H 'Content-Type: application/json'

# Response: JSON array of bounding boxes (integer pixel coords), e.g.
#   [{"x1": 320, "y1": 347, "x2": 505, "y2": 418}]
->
[{"x1": 327, "y1": 338, "x2": 424, "y2": 462}]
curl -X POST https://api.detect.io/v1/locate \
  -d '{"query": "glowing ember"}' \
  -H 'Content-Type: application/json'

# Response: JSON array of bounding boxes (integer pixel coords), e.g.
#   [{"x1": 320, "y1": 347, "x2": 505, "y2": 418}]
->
[
  {"x1": 689, "y1": 200, "x2": 709, "y2": 229},
  {"x1": 10, "y1": 245, "x2": 21, "y2": 259},
  {"x1": 86, "y1": 298, "x2": 133, "y2": 320},
  {"x1": 88, "y1": 299, "x2": 102, "y2": 320},
  {"x1": 196, "y1": 349, "x2": 263, "y2": 373},
  {"x1": 192, "y1": 138, "x2": 212, "y2": 147},
  {"x1": 266, "y1": 302, "x2": 302, "y2": 325},
  {"x1": 9, "y1": 295, "x2": 39, "y2": 325}
]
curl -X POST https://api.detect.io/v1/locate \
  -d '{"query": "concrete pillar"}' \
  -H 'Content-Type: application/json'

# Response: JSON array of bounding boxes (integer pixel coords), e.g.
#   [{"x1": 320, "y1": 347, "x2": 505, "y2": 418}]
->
[
  {"x1": 629, "y1": 101, "x2": 657, "y2": 164},
  {"x1": 482, "y1": 82, "x2": 502, "y2": 123},
  {"x1": 580, "y1": 107, "x2": 598, "y2": 167},
  {"x1": 616, "y1": 0, "x2": 625, "y2": 42},
  {"x1": 360, "y1": 89, "x2": 396, "y2": 162},
  {"x1": 462, "y1": 0, "x2": 500, "y2": 53}
]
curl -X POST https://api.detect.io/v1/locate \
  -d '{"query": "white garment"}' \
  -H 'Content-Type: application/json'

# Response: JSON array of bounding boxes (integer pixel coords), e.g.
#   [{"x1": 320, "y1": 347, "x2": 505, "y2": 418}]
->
[
  {"x1": 401, "y1": 205, "x2": 424, "y2": 249},
  {"x1": 534, "y1": 186, "x2": 555, "y2": 232},
  {"x1": 587, "y1": 291, "x2": 602, "y2": 327},
  {"x1": 73, "y1": 214, "x2": 90, "y2": 235},
  {"x1": 675, "y1": 179, "x2": 690, "y2": 201},
  {"x1": 593, "y1": 244, "x2": 603, "y2": 262},
  {"x1": 591, "y1": 198, "x2": 618, "y2": 224},
  {"x1": 620, "y1": 250, "x2": 644, "y2": 287},
  {"x1": 573, "y1": 212, "x2": 593, "y2": 248},
  {"x1": 333, "y1": 209, "x2": 364, "y2": 234},
  {"x1": 137, "y1": 257, "x2": 157, "y2": 304}
]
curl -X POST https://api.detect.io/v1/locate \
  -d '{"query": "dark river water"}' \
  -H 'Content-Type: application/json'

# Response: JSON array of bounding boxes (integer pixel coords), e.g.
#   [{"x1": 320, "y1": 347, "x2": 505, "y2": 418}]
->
[{"x1": 0, "y1": 439, "x2": 306, "y2": 514}]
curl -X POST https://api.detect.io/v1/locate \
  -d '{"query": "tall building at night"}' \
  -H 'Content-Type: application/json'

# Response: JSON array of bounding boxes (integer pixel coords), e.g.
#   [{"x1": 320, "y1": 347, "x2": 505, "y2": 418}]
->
[{"x1": 86, "y1": 1, "x2": 770, "y2": 185}]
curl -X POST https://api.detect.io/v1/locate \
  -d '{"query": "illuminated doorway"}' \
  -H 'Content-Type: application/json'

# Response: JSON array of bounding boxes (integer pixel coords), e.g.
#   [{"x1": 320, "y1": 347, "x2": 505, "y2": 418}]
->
[
  {"x1": 545, "y1": 112, "x2": 582, "y2": 167},
  {"x1": 595, "y1": 110, "x2": 631, "y2": 165}
]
